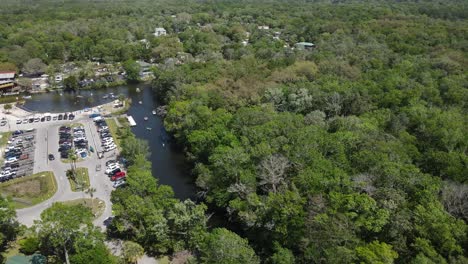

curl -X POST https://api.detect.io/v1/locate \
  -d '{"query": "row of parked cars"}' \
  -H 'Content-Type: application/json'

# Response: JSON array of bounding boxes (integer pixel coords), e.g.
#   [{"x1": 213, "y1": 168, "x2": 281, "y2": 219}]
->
[
  {"x1": 16, "y1": 113, "x2": 75, "y2": 125},
  {"x1": 0, "y1": 130, "x2": 36, "y2": 182},
  {"x1": 94, "y1": 118, "x2": 116, "y2": 152},
  {"x1": 105, "y1": 159, "x2": 126, "y2": 188},
  {"x1": 57, "y1": 125, "x2": 89, "y2": 159}
]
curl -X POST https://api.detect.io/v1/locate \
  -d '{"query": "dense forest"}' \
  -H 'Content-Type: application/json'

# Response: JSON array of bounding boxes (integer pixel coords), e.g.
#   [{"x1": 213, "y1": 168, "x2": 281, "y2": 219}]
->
[{"x1": 1, "y1": 0, "x2": 468, "y2": 263}]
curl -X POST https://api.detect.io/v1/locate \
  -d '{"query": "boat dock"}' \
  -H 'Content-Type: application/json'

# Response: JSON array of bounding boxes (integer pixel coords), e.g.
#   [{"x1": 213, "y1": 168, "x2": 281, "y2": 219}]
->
[{"x1": 127, "y1": 115, "x2": 137, "y2": 127}]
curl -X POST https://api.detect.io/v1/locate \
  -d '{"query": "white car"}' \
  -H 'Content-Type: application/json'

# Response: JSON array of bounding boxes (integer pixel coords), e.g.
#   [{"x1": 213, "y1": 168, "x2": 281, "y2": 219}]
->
[
  {"x1": 102, "y1": 138, "x2": 114, "y2": 143},
  {"x1": 106, "y1": 163, "x2": 119, "y2": 170},
  {"x1": 5, "y1": 157, "x2": 17, "y2": 163},
  {"x1": 113, "y1": 179, "x2": 126, "y2": 188},
  {"x1": 105, "y1": 167, "x2": 120, "y2": 175},
  {"x1": 102, "y1": 141, "x2": 114, "y2": 147},
  {"x1": 105, "y1": 145, "x2": 116, "y2": 152}
]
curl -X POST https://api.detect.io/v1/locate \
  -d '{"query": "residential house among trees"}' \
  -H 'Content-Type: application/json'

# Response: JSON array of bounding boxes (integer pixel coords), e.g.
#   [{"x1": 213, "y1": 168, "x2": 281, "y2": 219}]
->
[
  {"x1": 154, "y1": 27, "x2": 167, "y2": 37},
  {"x1": 0, "y1": 71, "x2": 17, "y2": 93}
]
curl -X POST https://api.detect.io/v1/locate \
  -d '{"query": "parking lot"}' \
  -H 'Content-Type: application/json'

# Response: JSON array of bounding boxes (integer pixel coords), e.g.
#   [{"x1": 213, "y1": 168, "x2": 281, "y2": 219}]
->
[
  {"x1": 57, "y1": 124, "x2": 89, "y2": 160},
  {"x1": 0, "y1": 129, "x2": 36, "y2": 182}
]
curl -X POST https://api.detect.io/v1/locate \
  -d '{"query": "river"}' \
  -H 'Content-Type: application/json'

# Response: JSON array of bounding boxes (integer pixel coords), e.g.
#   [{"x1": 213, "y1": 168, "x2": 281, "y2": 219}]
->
[{"x1": 23, "y1": 84, "x2": 197, "y2": 200}]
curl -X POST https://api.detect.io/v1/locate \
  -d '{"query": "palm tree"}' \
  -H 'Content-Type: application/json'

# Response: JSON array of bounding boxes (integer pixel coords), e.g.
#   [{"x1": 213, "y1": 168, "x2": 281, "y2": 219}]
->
[
  {"x1": 3, "y1": 104, "x2": 12, "y2": 114},
  {"x1": 86, "y1": 187, "x2": 97, "y2": 214},
  {"x1": 122, "y1": 241, "x2": 144, "y2": 264},
  {"x1": 68, "y1": 148, "x2": 77, "y2": 173}
]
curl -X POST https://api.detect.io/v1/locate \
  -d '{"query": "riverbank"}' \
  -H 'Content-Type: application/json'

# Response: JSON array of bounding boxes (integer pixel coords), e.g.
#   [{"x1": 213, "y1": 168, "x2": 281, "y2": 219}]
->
[{"x1": 0, "y1": 98, "x2": 127, "y2": 125}]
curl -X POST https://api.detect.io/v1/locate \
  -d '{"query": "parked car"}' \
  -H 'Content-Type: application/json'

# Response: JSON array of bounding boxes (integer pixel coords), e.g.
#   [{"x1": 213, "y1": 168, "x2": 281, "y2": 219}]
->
[
  {"x1": 106, "y1": 167, "x2": 121, "y2": 176},
  {"x1": 111, "y1": 172, "x2": 126, "y2": 181},
  {"x1": 105, "y1": 163, "x2": 120, "y2": 173},
  {"x1": 106, "y1": 160, "x2": 117, "y2": 166},
  {"x1": 69, "y1": 114, "x2": 75, "y2": 120},
  {"x1": 104, "y1": 145, "x2": 116, "y2": 152},
  {"x1": 48, "y1": 154, "x2": 55, "y2": 161},
  {"x1": 58, "y1": 114, "x2": 63, "y2": 120},
  {"x1": 5, "y1": 157, "x2": 18, "y2": 163},
  {"x1": 16, "y1": 120, "x2": 22, "y2": 124}
]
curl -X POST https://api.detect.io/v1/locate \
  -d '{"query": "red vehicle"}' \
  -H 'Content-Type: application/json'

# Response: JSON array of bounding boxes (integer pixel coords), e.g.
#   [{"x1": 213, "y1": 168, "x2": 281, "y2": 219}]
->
[
  {"x1": 111, "y1": 171, "x2": 126, "y2": 181},
  {"x1": 20, "y1": 154, "x2": 29, "y2": 160}
]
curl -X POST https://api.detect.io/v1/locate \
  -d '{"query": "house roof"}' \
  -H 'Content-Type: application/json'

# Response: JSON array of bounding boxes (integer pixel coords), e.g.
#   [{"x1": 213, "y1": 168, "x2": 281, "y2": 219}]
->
[
  {"x1": 0, "y1": 71, "x2": 15, "y2": 79},
  {"x1": 155, "y1": 27, "x2": 166, "y2": 31}
]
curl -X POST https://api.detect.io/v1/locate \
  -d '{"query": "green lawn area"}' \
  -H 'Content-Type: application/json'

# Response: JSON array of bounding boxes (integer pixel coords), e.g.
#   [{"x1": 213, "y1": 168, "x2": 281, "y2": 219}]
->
[
  {"x1": 0, "y1": 131, "x2": 12, "y2": 163},
  {"x1": 0, "y1": 171, "x2": 57, "y2": 209},
  {"x1": 61, "y1": 198, "x2": 105, "y2": 218},
  {"x1": 117, "y1": 116, "x2": 129, "y2": 127},
  {"x1": 0, "y1": 131, "x2": 12, "y2": 147},
  {"x1": 68, "y1": 167, "x2": 90, "y2": 192},
  {"x1": 69, "y1": 122, "x2": 84, "y2": 128}
]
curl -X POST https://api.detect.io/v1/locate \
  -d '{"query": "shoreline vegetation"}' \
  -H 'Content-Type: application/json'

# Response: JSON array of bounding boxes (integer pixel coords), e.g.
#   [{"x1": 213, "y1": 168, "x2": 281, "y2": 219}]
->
[{"x1": 0, "y1": 0, "x2": 466, "y2": 263}]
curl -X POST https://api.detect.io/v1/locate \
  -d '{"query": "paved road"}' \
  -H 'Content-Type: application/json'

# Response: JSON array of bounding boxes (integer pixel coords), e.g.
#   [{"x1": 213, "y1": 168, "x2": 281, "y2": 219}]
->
[{"x1": 15, "y1": 118, "x2": 117, "y2": 228}]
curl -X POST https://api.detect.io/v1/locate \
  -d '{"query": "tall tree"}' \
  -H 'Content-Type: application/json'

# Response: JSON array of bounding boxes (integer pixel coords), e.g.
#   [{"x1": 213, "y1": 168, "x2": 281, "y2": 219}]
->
[
  {"x1": 34, "y1": 203, "x2": 94, "y2": 264},
  {"x1": 199, "y1": 228, "x2": 260, "y2": 264}
]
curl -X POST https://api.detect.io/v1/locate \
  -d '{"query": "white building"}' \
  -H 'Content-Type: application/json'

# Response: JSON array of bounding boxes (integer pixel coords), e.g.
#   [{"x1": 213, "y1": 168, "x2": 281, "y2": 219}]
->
[{"x1": 154, "y1": 27, "x2": 167, "y2": 37}]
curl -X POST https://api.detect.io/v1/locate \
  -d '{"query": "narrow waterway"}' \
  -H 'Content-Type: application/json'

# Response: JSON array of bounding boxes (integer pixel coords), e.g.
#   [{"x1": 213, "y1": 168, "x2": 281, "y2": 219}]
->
[{"x1": 23, "y1": 85, "x2": 196, "y2": 200}]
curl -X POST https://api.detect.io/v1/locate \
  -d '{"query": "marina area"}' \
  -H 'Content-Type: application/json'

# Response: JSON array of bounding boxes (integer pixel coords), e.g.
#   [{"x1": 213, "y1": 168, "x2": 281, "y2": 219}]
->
[{"x1": 15, "y1": 84, "x2": 195, "y2": 199}]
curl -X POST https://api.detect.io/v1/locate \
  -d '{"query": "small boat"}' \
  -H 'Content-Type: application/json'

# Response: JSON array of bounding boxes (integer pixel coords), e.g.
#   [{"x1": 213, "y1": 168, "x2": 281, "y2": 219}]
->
[
  {"x1": 59, "y1": 93, "x2": 63, "y2": 96},
  {"x1": 138, "y1": 101, "x2": 142, "y2": 104},
  {"x1": 144, "y1": 117, "x2": 148, "y2": 121},
  {"x1": 76, "y1": 95, "x2": 84, "y2": 98},
  {"x1": 152, "y1": 110, "x2": 156, "y2": 115},
  {"x1": 136, "y1": 87, "x2": 141, "y2": 93},
  {"x1": 103, "y1": 95, "x2": 108, "y2": 99},
  {"x1": 22, "y1": 95, "x2": 32, "y2": 99},
  {"x1": 162, "y1": 143, "x2": 165, "y2": 147},
  {"x1": 146, "y1": 127, "x2": 152, "y2": 131}
]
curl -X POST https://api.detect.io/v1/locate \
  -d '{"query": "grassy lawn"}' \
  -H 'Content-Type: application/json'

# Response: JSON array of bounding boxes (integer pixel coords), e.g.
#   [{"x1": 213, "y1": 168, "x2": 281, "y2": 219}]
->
[
  {"x1": 0, "y1": 171, "x2": 57, "y2": 209},
  {"x1": 117, "y1": 116, "x2": 129, "y2": 127},
  {"x1": 0, "y1": 131, "x2": 12, "y2": 164},
  {"x1": 0, "y1": 131, "x2": 12, "y2": 147},
  {"x1": 68, "y1": 167, "x2": 90, "y2": 192},
  {"x1": 69, "y1": 122, "x2": 84, "y2": 128},
  {"x1": 61, "y1": 198, "x2": 105, "y2": 218}
]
